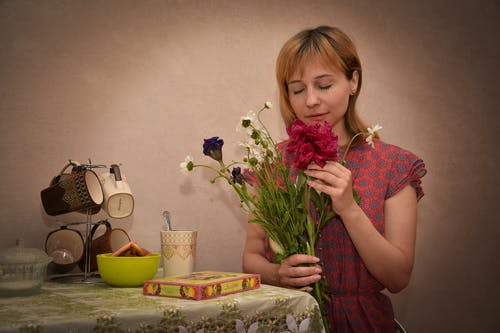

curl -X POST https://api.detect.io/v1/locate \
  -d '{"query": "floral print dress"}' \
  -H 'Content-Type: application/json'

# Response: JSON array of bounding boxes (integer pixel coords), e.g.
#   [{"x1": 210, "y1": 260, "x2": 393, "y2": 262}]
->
[{"x1": 276, "y1": 139, "x2": 427, "y2": 333}]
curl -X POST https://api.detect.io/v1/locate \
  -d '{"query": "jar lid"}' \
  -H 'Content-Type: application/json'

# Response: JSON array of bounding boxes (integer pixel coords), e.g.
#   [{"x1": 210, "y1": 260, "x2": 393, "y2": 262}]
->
[{"x1": 0, "y1": 239, "x2": 52, "y2": 265}]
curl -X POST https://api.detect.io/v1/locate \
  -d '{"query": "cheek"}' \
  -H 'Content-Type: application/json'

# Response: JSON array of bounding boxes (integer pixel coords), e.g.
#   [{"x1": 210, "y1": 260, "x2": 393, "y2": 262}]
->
[
  {"x1": 288, "y1": 95, "x2": 303, "y2": 115},
  {"x1": 330, "y1": 90, "x2": 351, "y2": 112}
]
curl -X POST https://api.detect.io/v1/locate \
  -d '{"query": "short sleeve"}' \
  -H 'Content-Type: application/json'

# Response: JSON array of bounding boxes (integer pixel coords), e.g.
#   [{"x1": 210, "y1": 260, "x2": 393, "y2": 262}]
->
[{"x1": 385, "y1": 147, "x2": 427, "y2": 201}]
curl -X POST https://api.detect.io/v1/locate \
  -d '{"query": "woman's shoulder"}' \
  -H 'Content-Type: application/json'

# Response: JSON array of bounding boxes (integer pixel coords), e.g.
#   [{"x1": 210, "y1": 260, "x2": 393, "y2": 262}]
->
[
  {"x1": 277, "y1": 140, "x2": 292, "y2": 161},
  {"x1": 276, "y1": 140, "x2": 289, "y2": 150},
  {"x1": 351, "y1": 139, "x2": 427, "y2": 179},
  {"x1": 368, "y1": 139, "x2": 423, "y2": 161},
  {"x1": 368, "y1": 139, "x2": 427, "y2": 199}
]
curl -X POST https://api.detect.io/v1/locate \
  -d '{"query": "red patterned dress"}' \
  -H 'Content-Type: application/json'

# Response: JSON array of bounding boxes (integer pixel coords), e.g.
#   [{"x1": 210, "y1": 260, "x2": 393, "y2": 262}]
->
[{"x1": 275, "y1": 139, "x2": 427, "y2": 333}]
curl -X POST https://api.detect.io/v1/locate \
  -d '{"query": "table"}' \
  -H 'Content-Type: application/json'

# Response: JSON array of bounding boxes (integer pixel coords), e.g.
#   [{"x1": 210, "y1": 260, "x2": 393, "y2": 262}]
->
[{"x1": 0, "y1": 278, "x2": 325, "y2": 333}]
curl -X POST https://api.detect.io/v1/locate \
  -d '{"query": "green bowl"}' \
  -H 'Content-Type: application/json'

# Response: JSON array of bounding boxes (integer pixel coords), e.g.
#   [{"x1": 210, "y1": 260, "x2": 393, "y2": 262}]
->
[{"x1": 96, "y1": 253, "x2": 160, "y2": 287}]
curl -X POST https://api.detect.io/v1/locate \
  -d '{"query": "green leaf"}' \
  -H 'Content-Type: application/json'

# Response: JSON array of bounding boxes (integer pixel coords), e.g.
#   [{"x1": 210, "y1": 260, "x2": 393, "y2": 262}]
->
[{"x1": 353, "y1": 189, "x2": 361, "y2": 204}]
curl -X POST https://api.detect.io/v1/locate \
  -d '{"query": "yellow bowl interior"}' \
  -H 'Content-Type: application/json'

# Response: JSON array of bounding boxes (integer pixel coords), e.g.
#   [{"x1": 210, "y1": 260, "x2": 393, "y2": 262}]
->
[{"x1": 96, "y1": 253, "x2": 160, "y2": 287}]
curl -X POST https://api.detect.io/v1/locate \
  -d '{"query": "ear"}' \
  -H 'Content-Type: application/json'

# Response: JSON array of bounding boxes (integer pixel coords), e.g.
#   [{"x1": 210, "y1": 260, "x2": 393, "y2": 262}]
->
[{"x1": 350, "y1": 70, "x2": 359, "y2": 93}]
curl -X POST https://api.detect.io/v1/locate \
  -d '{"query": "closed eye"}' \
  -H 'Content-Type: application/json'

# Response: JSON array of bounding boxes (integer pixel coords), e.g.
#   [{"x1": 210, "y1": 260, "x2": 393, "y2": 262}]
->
[
  {"x1": 319, "y1": 84, "x2": 332, "y2": 90},
  {"x1": 292, "y1": 88, "x2": 304, "y2": 95}
]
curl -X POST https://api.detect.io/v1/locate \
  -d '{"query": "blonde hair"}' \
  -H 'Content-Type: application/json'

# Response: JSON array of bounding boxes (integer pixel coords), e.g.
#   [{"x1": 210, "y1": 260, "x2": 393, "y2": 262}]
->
[{"x1": 276, "y1": 26, "x2": 370, "y2": 142}]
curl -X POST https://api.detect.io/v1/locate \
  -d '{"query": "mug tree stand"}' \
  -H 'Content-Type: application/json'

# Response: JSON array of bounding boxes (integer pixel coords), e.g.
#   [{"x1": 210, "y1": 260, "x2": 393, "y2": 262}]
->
[
  {"x1": 48, "y1": 160, "x2": 109, "y2": 284},
  {"x1": 48, "y1": 210, "x2": 105, "y2": 285}
]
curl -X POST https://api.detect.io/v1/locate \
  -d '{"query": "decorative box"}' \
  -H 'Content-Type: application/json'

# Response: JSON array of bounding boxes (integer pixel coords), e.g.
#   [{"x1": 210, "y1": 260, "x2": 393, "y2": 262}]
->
[{"x1": 143, "y1": 271, "x2": 260, "y2": 300}]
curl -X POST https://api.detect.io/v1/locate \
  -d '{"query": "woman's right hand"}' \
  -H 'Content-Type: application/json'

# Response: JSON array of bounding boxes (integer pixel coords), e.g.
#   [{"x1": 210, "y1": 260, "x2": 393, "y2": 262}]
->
[
  {"x1": 277, "y1": 254, "x2": 322, "y2": 291},
  {"x1": 243, "y1": 222, "x2": 322, "y2": 291}
]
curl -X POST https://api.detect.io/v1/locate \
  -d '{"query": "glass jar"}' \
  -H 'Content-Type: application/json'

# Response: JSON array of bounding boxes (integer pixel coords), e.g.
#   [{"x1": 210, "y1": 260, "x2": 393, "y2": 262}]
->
[{"x1": 0, "y1": 239, "x2": 52, "y2": 296}]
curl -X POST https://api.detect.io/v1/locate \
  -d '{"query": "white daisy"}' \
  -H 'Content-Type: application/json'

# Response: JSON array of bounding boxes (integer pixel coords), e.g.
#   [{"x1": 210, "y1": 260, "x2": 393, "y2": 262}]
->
[
  {"x1": 365, "y1": 124, "x2": 382, "y2": 148},
  {"x1": 368, "y1": 124, "x2": 383, "y2": 135},
  {"x1": 240, "y1": 140, "x2": 267, "y2": 164},
  {"x1": 237, "y1": 110, "x2": 257, "y2": 133},
  {"x1": 179, "y1": 155, "x2": 194, "y2": 174}
]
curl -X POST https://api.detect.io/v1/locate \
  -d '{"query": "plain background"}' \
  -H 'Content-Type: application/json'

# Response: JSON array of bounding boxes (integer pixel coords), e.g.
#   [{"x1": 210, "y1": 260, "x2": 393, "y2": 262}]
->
[{"x1": 1, "y1": 0, "x2": 499, "y2": 331}]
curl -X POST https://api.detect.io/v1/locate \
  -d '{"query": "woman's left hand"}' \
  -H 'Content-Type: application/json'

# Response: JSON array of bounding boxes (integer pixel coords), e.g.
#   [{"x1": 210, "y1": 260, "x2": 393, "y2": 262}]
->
[{"x1": 304, "y1": 161, "x2": 357, "y2": 216}]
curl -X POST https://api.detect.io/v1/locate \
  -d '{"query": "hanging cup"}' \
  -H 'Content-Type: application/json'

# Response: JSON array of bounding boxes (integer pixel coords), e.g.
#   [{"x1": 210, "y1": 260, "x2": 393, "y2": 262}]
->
[
  {"x1": 45, "y1": 226, "x2": 84, "y2": 274},
  {"x1": 41, "y1": 162, "x2": 103, "y2": 216},
  {"x1": 99, "y1": 164, "x2": 134, "y2": 218},
  {"x1": 78, "y1": 220, "x2": 131, "y2": 272}
]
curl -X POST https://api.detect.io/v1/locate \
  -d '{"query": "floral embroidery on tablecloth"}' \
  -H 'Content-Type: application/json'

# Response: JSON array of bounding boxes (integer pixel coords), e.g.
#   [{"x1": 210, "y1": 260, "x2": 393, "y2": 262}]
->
[{"x1": 90, "y1": 296, "x2": 323, "y2": 333}]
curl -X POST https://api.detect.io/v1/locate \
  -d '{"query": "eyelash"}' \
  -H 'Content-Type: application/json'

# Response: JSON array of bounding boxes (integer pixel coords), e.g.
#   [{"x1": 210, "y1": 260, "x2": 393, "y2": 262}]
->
[{"x1": 292, "y1": 84, "x2": 332, "y2": 95}]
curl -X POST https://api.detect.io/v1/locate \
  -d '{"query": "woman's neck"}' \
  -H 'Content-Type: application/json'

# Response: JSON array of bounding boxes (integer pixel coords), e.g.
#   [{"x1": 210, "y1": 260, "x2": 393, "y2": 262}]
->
[{"x1": 333, "y1": 124, "x2": 351, "y2": 148}]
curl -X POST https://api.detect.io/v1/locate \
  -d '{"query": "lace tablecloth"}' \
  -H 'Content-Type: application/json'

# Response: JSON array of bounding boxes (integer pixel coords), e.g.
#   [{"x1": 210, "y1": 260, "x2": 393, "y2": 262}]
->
[{"x1": 0, "y1": 279, "x2": 325, "y2": 333}]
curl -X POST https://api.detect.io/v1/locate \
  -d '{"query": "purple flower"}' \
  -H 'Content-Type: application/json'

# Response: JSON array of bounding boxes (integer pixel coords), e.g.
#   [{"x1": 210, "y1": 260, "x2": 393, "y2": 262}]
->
[
  {"x1": 231, "y1": 167, "x2": 244, "y2": 185},
  {"x1": 203, "y1": 137, "x2": 224, "y2": 162}
]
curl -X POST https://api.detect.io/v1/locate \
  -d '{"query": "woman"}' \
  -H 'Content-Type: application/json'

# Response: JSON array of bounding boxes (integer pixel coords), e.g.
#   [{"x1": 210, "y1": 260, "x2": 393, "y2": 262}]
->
[{"x1": 242, "y1": 26, "x2": 426, "y2": 332}]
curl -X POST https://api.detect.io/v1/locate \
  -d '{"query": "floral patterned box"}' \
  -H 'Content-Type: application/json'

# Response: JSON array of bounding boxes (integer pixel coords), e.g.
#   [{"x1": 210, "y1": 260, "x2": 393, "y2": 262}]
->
[{"x1": 143, "y1": 271, "x2": 261, "y2": 300}]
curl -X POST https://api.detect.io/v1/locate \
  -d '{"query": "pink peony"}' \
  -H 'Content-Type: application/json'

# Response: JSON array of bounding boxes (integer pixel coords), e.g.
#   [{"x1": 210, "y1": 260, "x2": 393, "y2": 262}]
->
[{"x1": 286, "y1": 119, "x2": 339, "y2": 170}]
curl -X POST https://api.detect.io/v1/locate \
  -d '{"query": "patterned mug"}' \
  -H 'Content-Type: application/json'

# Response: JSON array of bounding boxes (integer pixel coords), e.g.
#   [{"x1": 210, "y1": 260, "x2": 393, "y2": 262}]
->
[
  {"x1": 161, "y1": 230, "x2": 197, "y2": 277},
  {"x1": 41, "y1": 162, "x2": 103, "y2": 216}
]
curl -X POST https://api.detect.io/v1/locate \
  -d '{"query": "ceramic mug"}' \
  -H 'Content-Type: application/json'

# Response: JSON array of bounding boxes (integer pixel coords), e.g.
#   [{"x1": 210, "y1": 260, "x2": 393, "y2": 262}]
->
[
  {"x1": 41, "y1": 162, "x2": 103, "y2": 216},
  {"x1": 47, "y1": 161, "x2": 102, "y2": 215},
  {"x1": 45, "y1": 226, "x2": 84, "y2": 274},
  {"x1": 79, "y1": 220, "x2": 131, "y2": 272},
  {"x1": 99, "y1": 164, "x2": 134, "y2": 218},
  {"x1": 161, "y1": 230, "x2": 197, "y2": 277}
]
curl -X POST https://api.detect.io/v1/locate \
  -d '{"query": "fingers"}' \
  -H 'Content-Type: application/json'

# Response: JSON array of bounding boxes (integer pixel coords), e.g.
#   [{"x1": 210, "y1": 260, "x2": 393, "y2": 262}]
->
[
  {"x1": 308, "y1": 161, "x2": 348, "y2": 175},
  {"x1": 278, "y1": 254, "x2": 322, "y2": 288},
  {"x1": 305, "y1": 172, "x2": 349, "y2": 194},
  {"x1": 304, "y1": 161, "x2": 356, "y2": 216},
  {"x1": 306, "y1": 162, "x2": 351, "y2": 181},
  {"x1": 284, "y1": 254, "x2": 320, "y2": 266},
  {"x1": 298, "y1": 286, "x2": 314, "y2": 293},
  {"x1": 306, "y1": 179, "x2": 332, "y2": 195},
  {"x1": 279, "y1": 270, "x2": 322, "y2": 288},
  {"x1": 305, "y1": 161, "x2": 352, "y2": 191}
]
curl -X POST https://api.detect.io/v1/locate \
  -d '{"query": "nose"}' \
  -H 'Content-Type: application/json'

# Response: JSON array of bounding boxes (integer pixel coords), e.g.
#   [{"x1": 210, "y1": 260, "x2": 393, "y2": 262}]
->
[{"x1": 305, "y1": 88, "x2": 320, "y2": 108}]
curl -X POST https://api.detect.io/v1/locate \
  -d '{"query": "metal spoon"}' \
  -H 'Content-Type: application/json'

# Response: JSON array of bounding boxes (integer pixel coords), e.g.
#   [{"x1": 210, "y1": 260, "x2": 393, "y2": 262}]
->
[{"x1": 162, "y1": 211, "x2": 172, "y2": 231}]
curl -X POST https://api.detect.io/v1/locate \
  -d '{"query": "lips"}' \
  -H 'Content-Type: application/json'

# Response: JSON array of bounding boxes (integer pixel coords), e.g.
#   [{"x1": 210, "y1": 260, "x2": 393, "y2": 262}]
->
[{"x1": 306, "y1": 112, "x2": 328, "y2": 121}]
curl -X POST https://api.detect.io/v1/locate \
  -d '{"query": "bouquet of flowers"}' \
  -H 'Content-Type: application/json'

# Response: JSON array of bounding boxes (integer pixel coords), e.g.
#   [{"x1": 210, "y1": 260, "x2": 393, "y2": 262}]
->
[{"x1": 180, "y1": 102, "x2": 381, "y2": 332}]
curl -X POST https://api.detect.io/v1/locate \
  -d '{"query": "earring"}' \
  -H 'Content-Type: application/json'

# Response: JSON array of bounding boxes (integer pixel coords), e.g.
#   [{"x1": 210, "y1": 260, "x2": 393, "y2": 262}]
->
[{"x1": 351, "y1": 90, "x2": 357, "y2": 96}]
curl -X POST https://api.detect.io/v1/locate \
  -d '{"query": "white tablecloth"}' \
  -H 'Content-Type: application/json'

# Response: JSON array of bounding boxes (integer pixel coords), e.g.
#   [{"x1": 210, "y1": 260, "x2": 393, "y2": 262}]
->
[{"x1": 0, "y1": 278, "x2": 325, "y2": 333}]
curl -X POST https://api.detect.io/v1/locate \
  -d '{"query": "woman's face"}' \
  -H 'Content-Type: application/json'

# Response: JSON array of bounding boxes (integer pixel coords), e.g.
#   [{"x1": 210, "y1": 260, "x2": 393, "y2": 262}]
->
[{"x1": 287, "y1": 59, "x2": 358, "y2": 141}]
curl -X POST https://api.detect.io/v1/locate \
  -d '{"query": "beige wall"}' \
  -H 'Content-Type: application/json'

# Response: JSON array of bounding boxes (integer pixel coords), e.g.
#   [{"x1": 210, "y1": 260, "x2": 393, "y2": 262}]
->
[{"x1": 1, "y1": 0, "x2": 498, "y2": 331}]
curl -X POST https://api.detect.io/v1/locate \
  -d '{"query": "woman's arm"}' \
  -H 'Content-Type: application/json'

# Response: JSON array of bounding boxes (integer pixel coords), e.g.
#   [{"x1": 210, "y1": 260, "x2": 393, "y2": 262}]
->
[
  {"x1": 339, "y1": 185, "x2": 417, "y2": 292},
  {"x1": 242, "y1": 222, "x2": 322, "y2": 289},
  {"x1": 305, "y1": 161, "x2": 418, "y2": 293}
]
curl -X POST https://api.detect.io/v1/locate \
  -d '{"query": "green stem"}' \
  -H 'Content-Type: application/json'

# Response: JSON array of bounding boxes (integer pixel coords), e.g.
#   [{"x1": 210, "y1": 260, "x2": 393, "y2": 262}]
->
[
  {"x1": 256, "y1": 106, "x2": 278, "y2": 149},
  {"x1": 313, "y1": 281, "x2": 330, "y2": 333},
  {"x1": 304, "y1": 180, "x2": 330, "y2": 333},
  {"x1": 191, "y1": 163, "x2": 227, "y2": 176},
  {"x1": 191, "y1": 163, "x2": 256, "y2": 212},
  {"x1": 341, "y1": 132, "x2": 365, "y2": 163}
]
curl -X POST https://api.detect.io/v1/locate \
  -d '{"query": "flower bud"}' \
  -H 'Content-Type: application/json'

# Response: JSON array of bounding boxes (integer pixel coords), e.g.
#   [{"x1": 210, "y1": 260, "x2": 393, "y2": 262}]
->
[{"x1": 269, "y1": 238, "x2": 284, "y2": 255}]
